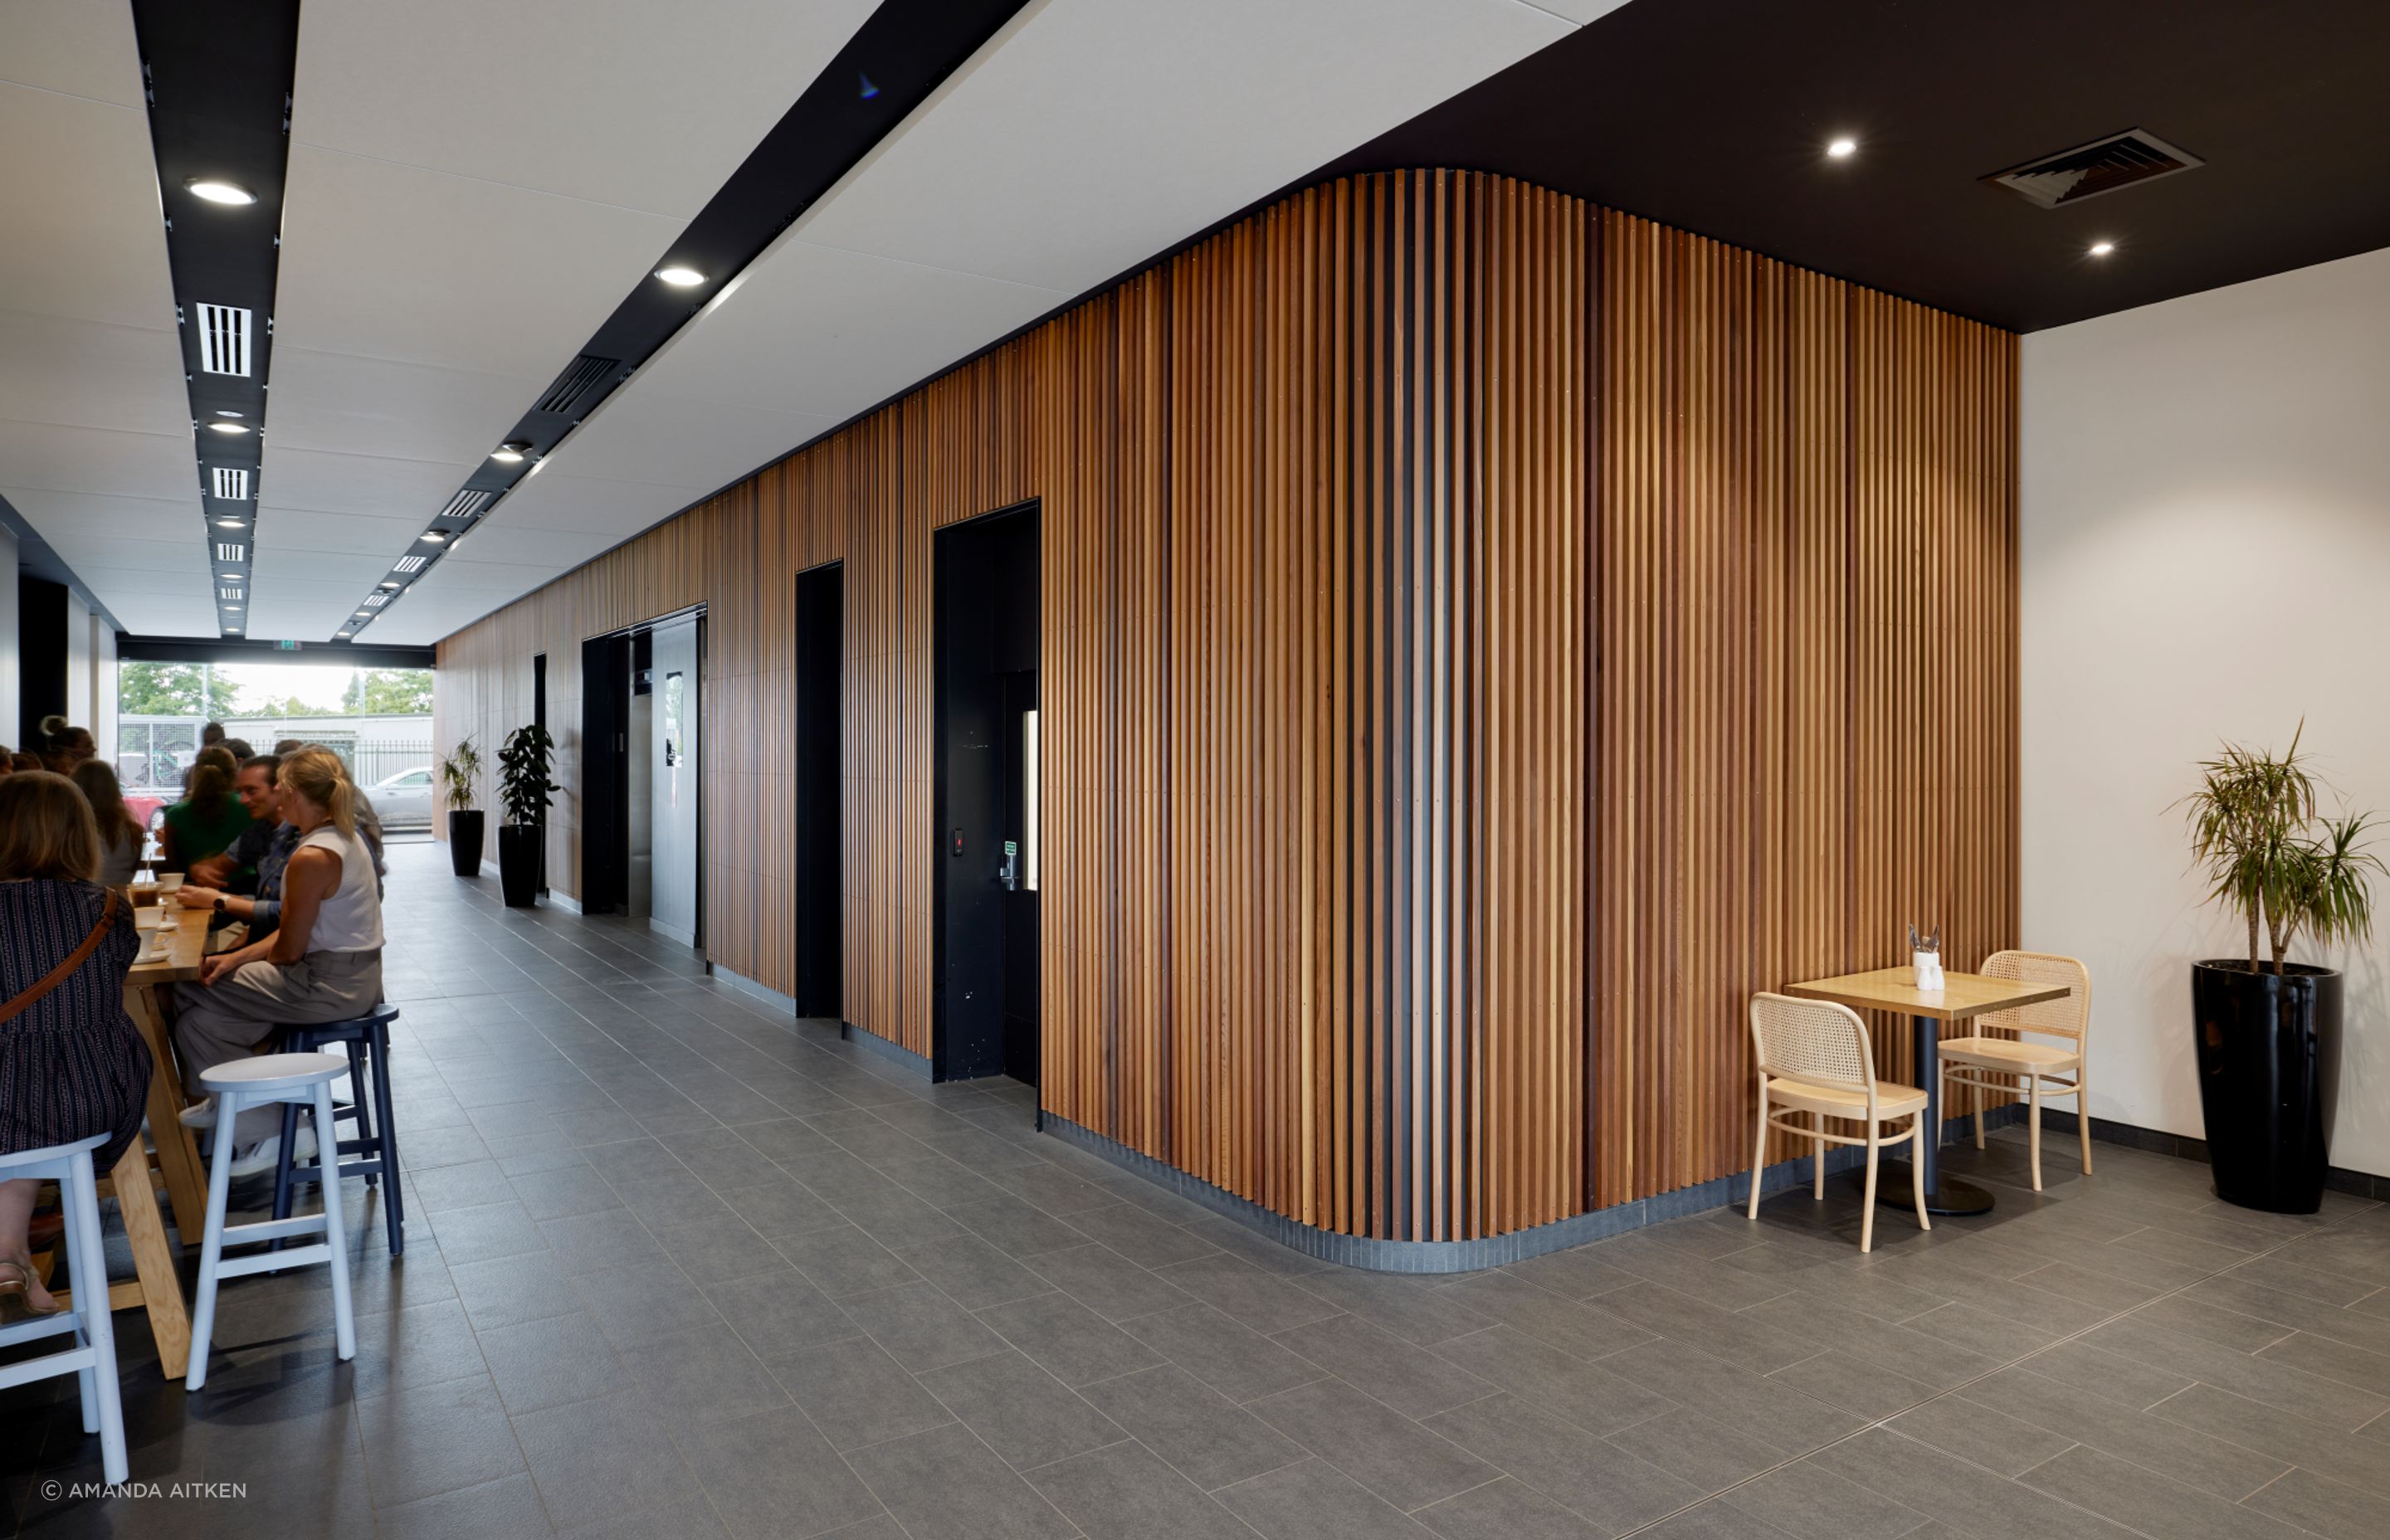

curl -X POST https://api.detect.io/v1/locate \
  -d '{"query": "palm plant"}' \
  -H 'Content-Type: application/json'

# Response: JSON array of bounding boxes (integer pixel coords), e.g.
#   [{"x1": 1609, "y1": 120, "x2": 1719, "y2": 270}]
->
[
  {"x1": 438, "y1": 734, "x2": 481, "y2": 812},
  {"x1": 496, "y1": 724, "x2": 558, "y2": 829},
  {"x1": 2180, "y1": 722, "x2": 2382, "y2": 974}
]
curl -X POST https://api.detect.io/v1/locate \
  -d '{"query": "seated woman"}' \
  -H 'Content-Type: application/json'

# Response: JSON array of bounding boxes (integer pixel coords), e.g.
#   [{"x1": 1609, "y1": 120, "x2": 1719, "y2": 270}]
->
[
  {"x1": 173, "y1": 749, "x2": 383, "y2": 1173},
  {"x1": 0, "y1": 772, "x2": 149, "y2": 1320},
  {"x1": 70, "y1": 760, "x2": 146, "y2": 888},
  {"x1": 159, "y1": 746, "x2": 250, "y2": 877},
  {"x1": 36, "y1": 717, "x2": 96, "y2": 776}
]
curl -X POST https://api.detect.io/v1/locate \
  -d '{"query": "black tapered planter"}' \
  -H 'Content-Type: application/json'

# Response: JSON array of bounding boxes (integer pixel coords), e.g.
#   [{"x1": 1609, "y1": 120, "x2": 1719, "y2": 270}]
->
[
  {"x1": 496, "y1": 824, "x2": 542, "y2": 908},
  {"x1": 2192, "y1": 960, "x2": 2337, "y2": 1214},
  {"x1": 446, "y1": 810, "x2": 485, "y2": 878}
]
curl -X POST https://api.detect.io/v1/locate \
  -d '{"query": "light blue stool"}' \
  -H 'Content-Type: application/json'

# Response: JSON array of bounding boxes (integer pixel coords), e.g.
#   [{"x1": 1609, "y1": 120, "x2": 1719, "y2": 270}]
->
[
  {"x1": 186, "y1": 1054, "x2": 356, "y2": 1391},
  {"x1": 0, "y1": 1133, "x2": 126, "y2": 1483}
]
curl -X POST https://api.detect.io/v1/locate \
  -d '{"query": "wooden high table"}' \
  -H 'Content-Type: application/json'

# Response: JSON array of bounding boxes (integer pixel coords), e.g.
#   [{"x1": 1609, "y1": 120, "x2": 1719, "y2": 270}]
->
[{"x1": 1783, "y1": 967, "x2": 2072, "y2": 1217}]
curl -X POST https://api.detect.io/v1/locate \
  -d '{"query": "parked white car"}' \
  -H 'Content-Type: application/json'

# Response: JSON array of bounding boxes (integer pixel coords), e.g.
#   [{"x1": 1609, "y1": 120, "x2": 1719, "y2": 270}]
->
[{"x1": 369, "y1": 766, "x2": 437, "y2": 830}]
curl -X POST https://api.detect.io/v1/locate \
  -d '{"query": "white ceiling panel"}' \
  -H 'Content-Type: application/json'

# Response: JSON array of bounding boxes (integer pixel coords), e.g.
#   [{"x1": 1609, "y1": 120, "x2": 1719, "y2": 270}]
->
[
  {"x1": 793, "y1": 0, "x2": 1575, "y2": 293},
  {"x1": 3, "y1": 489, "x2": 193, "y2": 548},
  {"x1": 0, "y1": 84, "x2": 177, "y2": 331},
  {"x1": 0, "y1": 426, "x2": 193, "y2": 505},
  {"x1": 432, "y1": 524, "x2": 613, "y2": 569},
  {"x1": 543, "y1": 388, "x2": 839, "y2": 490},
  {"x1": 626, "y1": 241, "x2": 1063, "y2": 418},
  {"x1": 274, "y1": 145, "x2": 685, "y2": 380},
  {"x1": 252, "y1": 547, "x2": 403, "y2": 586},
  {"x1": 256, "y1": 447, "x2": 480, "y2": 522},
  {"x1": 0, "y1": 0, "x2": 147, "y2": 105},
  {"x1": 261, "y1": 509, "x2": 425, "y2": 558},
  {"x1": 402, "y1": 556, "x2": 572, "y2": 594},
  {"x1": 0, "y1": 309, "x2": 191, "y2": 436},
  {"x1": 264, "y1": 349, "x2": 544, "y2": 468},
  {"x1": 290, "y1": 0, "x2": 880, "y2": 219},
  {"x1": 467, "y1": 470, "x2": 706, "y2": 538},
  {"x1": 44, "y1": 536, "x2": 201, "y2": 575}
]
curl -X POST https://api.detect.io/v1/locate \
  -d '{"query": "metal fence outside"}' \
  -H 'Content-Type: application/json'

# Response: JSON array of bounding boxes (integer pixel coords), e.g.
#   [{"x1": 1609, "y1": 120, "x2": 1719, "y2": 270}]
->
[{"x1": 116, "y1": 716, "x2": 434, "y2": 793}]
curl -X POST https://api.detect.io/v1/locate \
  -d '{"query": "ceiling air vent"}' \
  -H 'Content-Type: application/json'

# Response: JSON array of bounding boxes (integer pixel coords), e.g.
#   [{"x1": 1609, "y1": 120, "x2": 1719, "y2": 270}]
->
[
  {"x1": 440, "y1": 489, "x2": 492, "y2": 520},
  {"x1": 215, "y1": 542, "x2": 246, "y2": 561},
  {"x1": 211, "y1": 467, "x2": 251, "y2": 501},
  {"x1": 395, "y1": 554, "x2": 427, "y2": 573},
  {"x1": 1984, "y1": 129, "x2": 2202, "y2": 208},
  {"x1": 362, "y1": 592, "x2": 388, "y2": 607},
  {"x1": 536, "y1": 353, "x2": 618, "y2": 415},
  {"x1": 194, "y1": 302, "x2": 253, "y2": 375},
  {"x1": 218, "y1": 586, "x2": 244, "y2": 601}
]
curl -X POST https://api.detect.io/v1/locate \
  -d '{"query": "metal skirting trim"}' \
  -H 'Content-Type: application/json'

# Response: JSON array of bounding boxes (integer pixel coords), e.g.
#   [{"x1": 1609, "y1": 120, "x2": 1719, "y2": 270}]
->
[
  {"x1": 715, "y1": 966, "x2": 799, "y2": 1015},
  {"x1": 1038, "y1": 1104, "x2": 2036, "y2": 1274},
  {"x1": 836, "y1": 1020, "x2": 932, "y2": 1077},
  {"x1": 2032, "y1": 1108, "x2": 2389, "y2": 1200}
]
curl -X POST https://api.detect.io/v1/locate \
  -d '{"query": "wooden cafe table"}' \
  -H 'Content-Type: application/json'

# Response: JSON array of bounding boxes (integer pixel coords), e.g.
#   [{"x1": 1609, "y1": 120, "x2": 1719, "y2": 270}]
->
[
  {"x1": 50, "y1": 904, "x2": 215, "y2": 1377},
  {"x1": 1783, "y1": 967, "x2": 2071, "y2": 1217}
]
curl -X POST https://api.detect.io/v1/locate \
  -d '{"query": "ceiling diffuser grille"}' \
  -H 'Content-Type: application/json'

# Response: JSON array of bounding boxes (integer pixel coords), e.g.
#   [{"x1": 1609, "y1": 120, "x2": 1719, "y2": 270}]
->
[
  {"x1": 1985, "y1": 129, "x2": 2203, "y2": 208},
  {"x1": 536, "y1": 353, "x2": 618, "y2": 415},
  {"x1": 215, "y1": 542, "x2": 245, "y2": 561},
  {"x1": 211, "y1": 467, "x2": 251, "y2": 500},
  {"x1": 362, "y1": 592, "x2": 388, "y2": 607},
  {"x1": 440, "y1": 490, "x2": 491, "y2": 520},
  {"x1": 218, "y1": 586, "x2": 243, "y2": 600},
  {"x1": 194, "y1": 302, "x2": 252, "y2": 375},
  {"x1": 395, "y1": 555, "x2": 426, "y2": 573}
]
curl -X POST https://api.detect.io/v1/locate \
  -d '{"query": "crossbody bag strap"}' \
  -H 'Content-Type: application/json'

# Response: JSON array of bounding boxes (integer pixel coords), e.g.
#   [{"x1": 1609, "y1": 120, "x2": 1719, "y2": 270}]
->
[{"x1": 0, "y1": 888, "x2": 121, "y2": 1026}]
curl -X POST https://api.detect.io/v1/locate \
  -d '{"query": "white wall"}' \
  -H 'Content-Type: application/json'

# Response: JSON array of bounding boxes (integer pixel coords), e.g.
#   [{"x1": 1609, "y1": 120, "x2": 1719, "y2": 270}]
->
[
  {"x1": 648, "y1": 617, "x2": 700, "y2": 945},
  {"x1": 64, "y1": 589, "x2": 91, "y2": 740},
  {"x1": 2022, "y1": 245, "x2": 2390, "y2": 1179},
  {"x1": 90, "y1": 618, "x2": 117, "y2": 764},
  {"x1": 0, "y1": 524, "x2": 19, "y2": 747}
]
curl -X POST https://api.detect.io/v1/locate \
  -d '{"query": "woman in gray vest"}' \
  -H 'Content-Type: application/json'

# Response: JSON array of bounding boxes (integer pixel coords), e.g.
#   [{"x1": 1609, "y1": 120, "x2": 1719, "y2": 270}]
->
[{"x1": 173, "y1": 748, "x2": 383, "y2": 1175}]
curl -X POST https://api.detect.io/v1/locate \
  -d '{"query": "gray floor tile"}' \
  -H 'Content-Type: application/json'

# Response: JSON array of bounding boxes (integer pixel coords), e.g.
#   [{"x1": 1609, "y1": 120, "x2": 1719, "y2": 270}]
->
[
  {"x1": 1064, "y1": 1201, "x2": 1222, "y2": 1267},
  {"x1": 1766, "y1": 1348, "x2": 1941, "y2": 1421},
  {"x1": 646, "y1": 1213, "x2": 793, "y2": 1284},
  {"x1": 2242, "y1": 1466, "x2": 2390, "y2": 1539},
  {"x1": 1290, "y1": 1267, "x2": 1497, "y2": 1346},
  {"x1": 845, "y1": 1421, "x2": 1076, "y2": 1539},
  {"x1": 1026, "y1": 1440, "x2": 1256, "y2": 1540},
  {"x1": 916, "y1": 1348, "x2": 1125, "y2": 1469},
  {"x1": 511, "y1": 1390, "x2": 708, "y2": 1533},
  {"x1": 768, "y1": 1337, "x2": 956, "y2": 1453},
  {"x1": 1121, "y1": 1303, "x2": 1324, "y2": 1404},
  {"x1": 1604, "y1": 1337, "x2": 1861, "y2": 1456},
  {"x1": 1809, "y1": 1425, "x2": 2148, "y2": 1540},
  {"x1": 1251, "y1": 1376, "x2": 1498, "y2": 1512},
  {"x1": 1425, "y1": 1392, "x2": 1703, "y2": 1533},
  {"x1": 896, "y1": 1231, "x2": 1052, "y2": 1311},
  {"x1": 372, "y1": 1472, "x2": 555, "y2": 1540},
  {"x1": 507, "y1": 1164, "x2": 624, "y2": 1222},
  {"x1": 949, "y1": 1194, "x2": 1100, "y2": 1258},
  {"x1": 1153, "y1": 1253, "x2": 1343, "y2": 1335},
  {"x1": 704, "y1": 1270, "x2": 864, "y2": 1357},
  {"x1": 1431, "y1": 1324, "x2": 1668, "y2": 1437},
  {"x1": 978, "y1": 1289, "x2": 1164, "y2": 1386},
  {"x1": 775, "y1": 1224, "x2": 924, "y2": 1298},
  {"x1": 1273, "y1": 1311, "x2": 1494, "y2": 1416},
  {"x1": 355, "y1": 1377, "x2": 527, "y2": 1509},
  {"x1": 476, "y1": 1312, "x2": 635, "y2": 1415},
  {"x1": 1412, "y1": 1476, "x2": 1609, "y2": 1540},
  {"x1": 673, "y1": 1404, "x2": 885, "y2": 1540},
  {"x1": 1436, "y1": 1270, "x2": 1649, "y2": 1360},
  {"x1": 1076, "y1": 1362, "x2": 1305, "y2": 1491},
  {"x1": 841, "y1": 1279, "x2": 1009, "y2": 1372},
  {"x1": 1213, "y1": 1457, "x2": 1434, "y2": 1538},
  {"x1": 616, "y1": 1322, "x2": 790, "y2": 1425},
  {"x1": 1720, "y1": 1458, "x2": 1929, "y2": 1540},
  {"x1": 346, "y1": 1296, "x2": 492, "y2": 1401},
  {"x1": 1607, "y1": 1403, "x2": 1788, "y2": 1493},
  {"x1": 447, "y1": 1249, "x2": 583, "y2": 1331},
  {"x1": 2085, "y1": 1314, "x2": 2389, "y2": 1428},
  {"x1": 1961, "y1": 1363, "x2": 2290, "y2": 1499},
  {"x1": 1886, "y1": 1392, "x2": 2075, "y2": 1476},
  {"x1": 2019, "y1": 1443, "x2": 2306, "y2": 1538},
  {"x1": 2149, "y1": 1382, "x2": 2390, "y2": 1498},
  {"x1": 427, "y1": 1198, "x2": 546, "y2": 1265},
  {"x1": 1026, "y1": 1241, "x2": 1197, "y2": 1323}
]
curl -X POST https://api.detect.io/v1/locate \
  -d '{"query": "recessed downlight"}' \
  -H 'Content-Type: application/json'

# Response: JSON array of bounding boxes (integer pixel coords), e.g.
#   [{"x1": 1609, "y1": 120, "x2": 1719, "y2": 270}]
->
[
  {"x1": 2088, "y1": 240, "x2": 2116, "y2": 257},
  {"x1": 655, "y1": 266, "x2": 705, "y2": 287},
  {"x1": 214, "y1": 517, "x2": 246, "y2": 528},
  {"x1": 378, "y1": 581, "x2": 401, "y2": 589},
  {"x1": 420, "y1": 530, "x2": 446, "y2": 543},
  {"x1": 1827, "y1": 137, "x2": 1857, "y2": 158},
  {"x1": 186, "y1": 178, "x2": 256, "y2": 206},
  {"x1": 207, "y1": 421, "x2": 250, "y2": 434},
  {"x1": 214, "y1": 409, "x2": 243, "y2": 418},
  {"x1": 490, "y1": 441, "x2": 529, "y2": 463}
]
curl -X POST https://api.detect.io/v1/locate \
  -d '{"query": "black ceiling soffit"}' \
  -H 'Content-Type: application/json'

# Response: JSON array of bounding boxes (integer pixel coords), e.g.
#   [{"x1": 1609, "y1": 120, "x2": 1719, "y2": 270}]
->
[
  {"x1": 118, "y1": 633, "x2": 432, "y2": 670},
  {"x1": 1290, "y1": 0, "x2": 2390, "y2": 334},
  {"x1": 343, "y1": 0, "x2": 1033, "y2": 641},
  {"x1": 129, "y1": 0, "x2": 298, "y2": 639}
]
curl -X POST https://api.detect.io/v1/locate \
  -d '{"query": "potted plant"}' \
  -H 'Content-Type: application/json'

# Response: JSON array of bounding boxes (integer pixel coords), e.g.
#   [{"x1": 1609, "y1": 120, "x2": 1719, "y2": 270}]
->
[
  {"x1": 495, "y1": 724, "x2": 558, "y2": 909},
  {"x1": 439, "y1": 735, "x2": 484, "y2": 879},
  {"x1": 2180, "y1": 724, "x2": 2379, "y2": 1212}
]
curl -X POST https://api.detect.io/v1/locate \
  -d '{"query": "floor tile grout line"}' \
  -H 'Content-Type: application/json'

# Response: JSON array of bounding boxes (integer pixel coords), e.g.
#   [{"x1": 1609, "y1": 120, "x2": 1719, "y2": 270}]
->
[{"x1": 1607, "y1": 1183, "x2": 2388, "y2": 1538}]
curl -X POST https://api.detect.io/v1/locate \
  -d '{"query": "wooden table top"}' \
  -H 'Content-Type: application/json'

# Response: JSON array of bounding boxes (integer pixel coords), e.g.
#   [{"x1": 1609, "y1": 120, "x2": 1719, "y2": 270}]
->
[
  {"x1": 1783, "y1": 967, "x2": 2070, "y2": 1021},
  {"x1": 127, "y1": 908, "x2": 211, "y2": 986}
]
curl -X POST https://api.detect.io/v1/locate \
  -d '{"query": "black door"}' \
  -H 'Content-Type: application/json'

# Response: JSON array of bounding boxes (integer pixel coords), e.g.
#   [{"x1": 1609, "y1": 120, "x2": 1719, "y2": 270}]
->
[
  {"x1": 578, "y1": 633, "x2": 632, "y2": 913},
  {"x1": 533, "y1": 653, "x2": 549, "y2": 894},
  {"x1": 795, "y1": 563, "x2": 843, "y2": 1019},
  {"x1": 933, "y1": 502, "x2": 1040, "y2": 1085}
]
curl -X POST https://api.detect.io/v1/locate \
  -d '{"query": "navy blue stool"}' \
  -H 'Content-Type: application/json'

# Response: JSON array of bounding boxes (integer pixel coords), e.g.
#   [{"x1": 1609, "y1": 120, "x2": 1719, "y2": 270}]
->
[{"x1": 271, "y1": 1002, "x2": 404, "y2": 1255}]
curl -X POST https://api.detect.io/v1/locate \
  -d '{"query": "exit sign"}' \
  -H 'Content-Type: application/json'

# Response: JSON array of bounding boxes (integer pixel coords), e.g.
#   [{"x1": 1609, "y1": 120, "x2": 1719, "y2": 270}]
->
[{"x1": 276, "y1": 640, "x2": 302, "y2": 651}]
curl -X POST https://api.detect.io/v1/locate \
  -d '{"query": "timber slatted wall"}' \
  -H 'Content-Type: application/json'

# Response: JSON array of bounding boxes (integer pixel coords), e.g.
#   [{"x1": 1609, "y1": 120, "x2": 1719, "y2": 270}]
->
[{"x1": 435, "y1": 172, "x2": 2017, "y2": 1241}]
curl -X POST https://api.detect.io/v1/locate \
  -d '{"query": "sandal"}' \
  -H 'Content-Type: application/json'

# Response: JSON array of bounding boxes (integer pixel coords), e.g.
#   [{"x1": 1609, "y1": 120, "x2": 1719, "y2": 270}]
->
[{"x1": 0, "y1": 1254, "x2": 64, "y2": 1323}]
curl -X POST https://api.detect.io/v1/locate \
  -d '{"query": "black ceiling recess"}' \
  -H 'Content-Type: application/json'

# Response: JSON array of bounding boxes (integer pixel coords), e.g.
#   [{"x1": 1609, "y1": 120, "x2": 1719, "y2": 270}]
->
[
  {"x1": 340, "y1": 0, "x2": 1032, "y2": 641},
  {"x1": 130, "y1": 0, "x2": 300, "y2": 638},
  {"x1": 1290, "y1": 0, "x2": 2390, "y2": 333}
]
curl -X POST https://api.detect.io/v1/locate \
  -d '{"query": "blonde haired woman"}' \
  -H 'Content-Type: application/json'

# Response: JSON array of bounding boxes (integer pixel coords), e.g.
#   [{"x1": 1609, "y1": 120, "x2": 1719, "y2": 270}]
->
[{"x1": 173, "y1": 748, "x2": 383, "y2": 1173}]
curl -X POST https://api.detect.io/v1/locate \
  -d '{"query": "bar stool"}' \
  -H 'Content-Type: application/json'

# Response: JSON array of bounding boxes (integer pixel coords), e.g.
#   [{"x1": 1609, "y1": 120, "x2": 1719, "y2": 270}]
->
[
  {"x1": 187, "y1": 1054, "x2": 357, "y2": 1391},
  {"x1": 271, "y1": 1003, "x2": 404, "y2": 1255},
  {"x1": 0, "y1": 1133, "x2": 127, "y2": 1482}
]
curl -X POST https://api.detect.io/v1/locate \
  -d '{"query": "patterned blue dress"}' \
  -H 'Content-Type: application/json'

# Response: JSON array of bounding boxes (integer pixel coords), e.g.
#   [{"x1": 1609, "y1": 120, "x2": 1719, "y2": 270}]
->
[{"x1": 0, "y1": 879, "x2": 150, "y2": 1167}]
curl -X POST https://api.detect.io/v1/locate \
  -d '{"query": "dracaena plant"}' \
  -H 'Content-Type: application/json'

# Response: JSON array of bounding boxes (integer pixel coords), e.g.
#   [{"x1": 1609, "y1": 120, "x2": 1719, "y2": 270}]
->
[
  {"x1": 438, "y1": 735, "x2": 481, "y2": 812},
  {"x1": 496, "y1": 724, "x2": 558, "y2": 829},
  {"x1": 2179, "y1": 722, "x2": 2382, "y2": 975}
]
